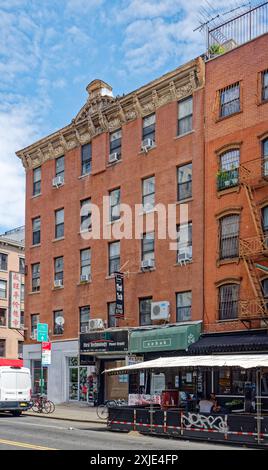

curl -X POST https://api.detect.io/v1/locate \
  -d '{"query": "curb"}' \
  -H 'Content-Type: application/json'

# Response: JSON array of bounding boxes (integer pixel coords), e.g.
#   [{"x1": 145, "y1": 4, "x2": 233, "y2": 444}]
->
[{"x1": 23, "y1": 412, "x2": 104, "y2": 425}]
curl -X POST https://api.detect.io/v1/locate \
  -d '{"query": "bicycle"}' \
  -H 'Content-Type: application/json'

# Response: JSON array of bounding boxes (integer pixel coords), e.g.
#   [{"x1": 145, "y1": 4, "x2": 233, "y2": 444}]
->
[
  {"x1": 30, "y1": 395, "x2": 55, "y2": 414},
  {"x1": 96, "y1": 399, "x2": 127, "y2": 420}
]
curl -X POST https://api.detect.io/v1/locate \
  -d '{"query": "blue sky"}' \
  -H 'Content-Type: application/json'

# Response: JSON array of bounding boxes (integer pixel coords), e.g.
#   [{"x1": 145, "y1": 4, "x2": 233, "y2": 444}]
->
[{"x1": 0, "y1": 0, "x2": 258, "y2": 232}]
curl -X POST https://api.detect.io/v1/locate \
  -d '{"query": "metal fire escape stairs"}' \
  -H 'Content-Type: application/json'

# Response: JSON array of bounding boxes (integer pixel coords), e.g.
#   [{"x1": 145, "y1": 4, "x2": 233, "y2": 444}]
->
[{"x1": 239, "y1": 163, "x2": 268, "y2": 323}]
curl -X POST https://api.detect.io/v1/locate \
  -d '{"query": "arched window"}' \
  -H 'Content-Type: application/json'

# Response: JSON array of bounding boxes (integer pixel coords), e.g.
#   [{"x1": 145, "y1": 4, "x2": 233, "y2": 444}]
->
[
  {"x1": 219, "y1": 214, "x2": 240, "y2": 259},
  {"x1": 219, "y1": 283, "x2": 239, "y2": 320},
  {"x1": 263, "y1": 138, "x2": 268, "y2": 177},
  {"x1": 217, "y1": 149, "x2": 240, "y2": 191},
  {"x1": 262, "y1": 206, "x2": 268, "y2": 240}
]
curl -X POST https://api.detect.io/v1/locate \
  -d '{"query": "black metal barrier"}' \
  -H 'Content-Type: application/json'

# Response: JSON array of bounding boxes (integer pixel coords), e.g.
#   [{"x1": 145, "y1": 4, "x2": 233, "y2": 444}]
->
[{"x1": 107, "y1": 406, "x2": 268, "y2": 446}]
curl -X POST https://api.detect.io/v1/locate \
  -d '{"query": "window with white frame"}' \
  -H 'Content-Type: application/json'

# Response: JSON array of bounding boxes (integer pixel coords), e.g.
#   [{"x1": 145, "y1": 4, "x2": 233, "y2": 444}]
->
[
  {"x1": 0, "y1": 253, "x2": 7, "y2": 271},
  {"x1": 80, "y1": 306, "x2": 90, "y2": 332},
  {"x1": 109, "y1": 188, "x2": 121, "y2": 222},
  {"x1": 263, "y1": 138, "x2": 268, "y2": 177},
  {"x1": 110, "y1": 129, "x2": 122, "y2": 159},
  {"x1": 220, "y1": 83, "x2": 240, "y2": 118},
  {"x1": 109, "y1": 241, "x2": 120, "y2": 275},
  {"x1": 142, "y1": 232, "x2": 155, "y2": 263},
  {"x1": 0, "y1": 280, "x2": 7, "y2": 299},
  {"x1": 177, "y1": 222, "x2": 192, "y2": 263},
  {"x1": 219, "y1": 215, "x2": 239, "y2": 260},
  {"x1": 176, "y1": 291, "x2": 192, "y2": 322},
  {"x1": 178, "y1": 96, "x2": 193, "y2": 135},
  {"x1": 108, "y1": 302, "x2": 116, "y2": 328},
  {"x1": 55, "y1": 155, "x2": 64, "y2": 179},
  {"x1": 31, "y1": 314, "x2": 39, "y2": 337},
  {"x1": 33, "y1": 167, "x2": 41, "y2": 196},
  {"x1": 54, "y1": 257, "x2": 64, "y2": 284},
  {"x1": 55, "y1": 208, "x2": 64, "y2": 239},
  {"x1": 177, "y1": 164, "x2": 192, "y2": 201},
  {"x1": 142, "y1": 114, "x2": 156, "y2": 143},
  {"x1": 262, "y1": 70, "x2": 268, "y2": 102},
  {"x1": 80, "y1": 249, "x2": 91, "y2": 279},
  {"x1": 80, "y1": 198, "x2": 92, "y2": 232},
  {"x1": 81, "y1": 143, "x2": 92, "y2": 176},
  {"x1": 32, "y1": 217, "x2": 41, "y2": 245},
  {"x1": 139, "y1": 297, "x2": 152, "y2": 326},
  {"x1": 142, "y1": 176, "x2": 155, "y2": 211},
  {"x1": 32, "y1": 263, "x2": 40, "y2": 292},
  {"x1": 54, "y1": 310, "x2": 64, "y2": 335}
]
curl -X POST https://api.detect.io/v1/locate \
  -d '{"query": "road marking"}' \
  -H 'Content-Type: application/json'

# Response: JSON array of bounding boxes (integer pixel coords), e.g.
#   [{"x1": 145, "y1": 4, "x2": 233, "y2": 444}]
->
[
  {"x1": 0, "y1": 437, "x2": 57, "y2": 450},
  {"x1": 0, "y1": 419, "x2": 67, "y2": 431}
]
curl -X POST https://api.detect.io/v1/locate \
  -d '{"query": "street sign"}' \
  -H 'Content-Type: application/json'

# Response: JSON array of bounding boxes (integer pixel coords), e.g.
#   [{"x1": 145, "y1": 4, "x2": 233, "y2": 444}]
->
[
  {"x1": 41, "y1": 342, "x2": 51, "y2": 366},
  {"x1": 37, "y1": 323, "x2": 48, "y2": 342}
]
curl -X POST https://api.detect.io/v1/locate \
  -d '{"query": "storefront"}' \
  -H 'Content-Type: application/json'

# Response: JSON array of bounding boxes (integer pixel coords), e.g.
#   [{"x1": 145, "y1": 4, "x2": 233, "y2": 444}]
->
[
  {"x1": 80, "y1": 329, "x2": 129, "y2": 404},
  {"x1": 128, "y1": 322, "x2": 202, "y2": 401},
  {"x1": 105, "y1": 354, "x2": 268, "y2": 447}
]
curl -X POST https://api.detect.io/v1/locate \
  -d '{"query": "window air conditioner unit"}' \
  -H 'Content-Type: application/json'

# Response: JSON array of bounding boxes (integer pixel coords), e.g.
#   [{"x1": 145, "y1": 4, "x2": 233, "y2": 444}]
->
[
  {"x1": 141, "y1": 259, "x2": 155, "y2": 270},
  {"x1": 141, "y1": 138, "x2": 154, "y2": 152},
  {"x1": 52, "y1": 175, "x2": 64, "y2": 187},
  {"x1": 109, "y1": 152, "x2": 119, "y2": 163},
  {"x1": 151, "y1": 301, "x2": 170, "y2": 320},
  {"x1": 178, "y1": 248, "x2": 192, "y2": 265},
  {"x1": 80, "y1": 274, "x2": 90, "y2": 283},
  {"x1": 54, "y1": 279, "x2": 63, "y2": 288},
  {"x1": 88, "y1": 318, "x2": 105, "y2": 331},
  {"x1": 81, "y1": 324, "x2": 90, "y2": 333}
]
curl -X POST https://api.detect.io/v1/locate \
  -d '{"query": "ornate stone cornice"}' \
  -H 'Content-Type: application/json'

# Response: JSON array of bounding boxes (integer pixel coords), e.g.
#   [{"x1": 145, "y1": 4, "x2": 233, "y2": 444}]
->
[{"x1": 16, "y1": 57, "x2": 205, "y2": 170}]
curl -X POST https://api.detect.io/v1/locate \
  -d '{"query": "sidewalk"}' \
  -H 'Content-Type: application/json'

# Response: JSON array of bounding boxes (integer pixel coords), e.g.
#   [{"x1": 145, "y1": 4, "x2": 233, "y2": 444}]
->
[{"x1": 24, "y1": 403, "x2": 105, "y2": 424}]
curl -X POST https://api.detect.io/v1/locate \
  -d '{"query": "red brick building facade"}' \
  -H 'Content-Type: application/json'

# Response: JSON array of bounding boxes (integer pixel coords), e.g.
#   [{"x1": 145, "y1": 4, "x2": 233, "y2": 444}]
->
[{"x1": 17, "y1": 58, "x2": 205, "y2": 402}]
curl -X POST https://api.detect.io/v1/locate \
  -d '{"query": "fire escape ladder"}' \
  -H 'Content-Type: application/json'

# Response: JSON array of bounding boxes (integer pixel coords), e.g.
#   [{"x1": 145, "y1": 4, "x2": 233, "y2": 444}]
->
[{"x1": 242, "y1": 181, "x2": 265, "y2": 243}]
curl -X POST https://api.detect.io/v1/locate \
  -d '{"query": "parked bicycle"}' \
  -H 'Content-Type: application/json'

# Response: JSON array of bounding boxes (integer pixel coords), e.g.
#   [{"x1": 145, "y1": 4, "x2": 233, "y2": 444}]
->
[
  {"x1": 30, "y1": 395, "x2": 55, "y2": 414},
  {"x1": 96, "y1": 399, "x2": 127, "y2": 420}
]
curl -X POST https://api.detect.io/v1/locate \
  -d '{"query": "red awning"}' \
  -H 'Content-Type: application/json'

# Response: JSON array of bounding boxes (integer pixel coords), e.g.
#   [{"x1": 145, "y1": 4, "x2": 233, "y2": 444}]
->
[{"x1": 0, "y1": 359, "x2": 23, "y2": 367}]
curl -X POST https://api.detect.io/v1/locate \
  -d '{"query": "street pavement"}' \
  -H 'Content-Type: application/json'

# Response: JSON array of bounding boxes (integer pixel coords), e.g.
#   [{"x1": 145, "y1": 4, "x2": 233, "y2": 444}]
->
[{"x1": 0, "y1": 413, "x2": 249, "y2": 450}]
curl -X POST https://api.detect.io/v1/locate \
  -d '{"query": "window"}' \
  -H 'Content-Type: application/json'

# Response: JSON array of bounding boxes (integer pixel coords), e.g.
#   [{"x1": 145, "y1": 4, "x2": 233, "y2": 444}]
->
[
  {"x1": 80, "y1": 306, "x2": 90, "y2": 332},
  {"x1": 20, "y1": 283, "x2": 25, "y2": 303},
  {"x1": 217, "y1": 149, "x2": 240, "y2": 190},
  {"x1": 262, "y1": 70, "x2": 268, "y2": 102},
  {"x1": 54, "y1": 257, "x2": 64, "y2": 284},
  {"x1": 139, "y1": 298, "x2": 152, "y2": 326},
  {"x1": 219, "y1": 215, "x2": 239, "y2": 259},
  {"x1": 0, "y1": 280, "x2": 7, "y2": 299},
  {"x1": 220, "y1": 82, "x2": 240, "y2": 117},
  {"x1": 80, "y1": 249, "x2": 91, "y2": 279},
  {"x1": 109, "y1": 188, "x2": 121, "y2": 222},
  {"x1": 177, "y1": 164, "x2": 192, "y2": 201},
  {"x1": 142, "y1": 232, "x2": 155, "y2": 263},
  {"x1": 0, "y1": 308, "x2": 7, "y2": 326},
  {"x1": 80, "y1": 199, "x2": 92, "y2": 232},
  {"x1": 177, "y1": 222, "x2": 192, "y2": 263},
  {"x1": 55, "y1": 155, "x2": 64, "y2": 179},
  {"x1": 54, "y1": 310, "x2": 64, "y2": 335},
  {"x1": 176, "y1": 291, "x2": 192, "y2": 322},
  {"x1": 109, "y1": 241, "x2": 120, "y2": 275},
  {"x1": 20, "y1": 311, "x2": 24, "y2": 328},
  {"x1": 81, "y1": 143, "x2": 92, "y2": 176},
  {"x1": 0, "y1": 339, "x2": 5, "y2": 357},
  {"x1": 32, "y1": 217, "x2": 41, "y2": 245},
  {"x1": 262, "y1": 206, "x2": 268, "y2": 235},
  {"x1": 110, "y1": 129, "x2": 122, "y2": 159},
  {"x1": 33, "y1": 167, "x2": 41, "y2": 196},
  {"x1": 55, "y1": 208, "x2": 64, "y2": 239},
  {"x1": 31, "y1": 314, "x2": 39, "y2": 337},
  {"x1": 262, "y1": 138, "x2": 268, "y2": 177},
  {"x1": 18, "y1": 341, "x2": 23, "y2": 359},
  {"x1": 262, "y1": 278, "x2": 268, "y2": 309},
  {"x1": 108, "y1": 302, "x2": 116, "y2": 328},
  {"x1": 19, "y1": 258, "x2": 25, "y2": 274},
  {"x1": 0, "y1": 253, "x2": 8, "y2": 271},
  {"x1": 219, "y1": 284, "x2": 239, "y2": 320},
  {"x1": 178, "y1": 96, "x2": 193, "y2": 135},
  {"x1": 32, "y1": 263, "x2": 40, "y2": 292},
  {"x1": 142, "y1": 176, "x2": 155, "y2": 211},
  {"x1": 142, "y1": 114, "x2": 156, "y2": 143}
]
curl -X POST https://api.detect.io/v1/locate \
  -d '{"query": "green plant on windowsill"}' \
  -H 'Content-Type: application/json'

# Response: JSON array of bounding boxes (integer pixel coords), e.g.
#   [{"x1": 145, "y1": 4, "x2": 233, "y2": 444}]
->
[
  {"x1": 216, "y1": 169, "x2": 230, "y2": 189},
  {"x1": 209, "y1": 44, "x2": 225, "y2": 56}
]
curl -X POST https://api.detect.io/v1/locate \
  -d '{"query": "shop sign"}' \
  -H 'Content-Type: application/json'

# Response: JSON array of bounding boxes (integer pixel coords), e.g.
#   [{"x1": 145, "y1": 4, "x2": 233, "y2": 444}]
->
[
  {"x1": 79, "y1": 355, "x2": 96, "y2": 366},
  {"x1": 41, "y1": 342, "x2": 51, "y2": 366},
  {"x1": 80, "y1": 330, "x2": 128, "y2": 353},
  {"x1": 115, "y1": 272, "x2": 124, "y2": 318},
  {"x1": 128, "y1": 394, "x2": 161, "y2": 406},
  {"x1": 143, "y1": 338, "x2": 171, "y2": 349},
  {"x1": 127, "y1": 355, "x2": 144, "y2": 365},
  {"x1": 9, "y1": 272, "x2": 22, "y2": 329}
]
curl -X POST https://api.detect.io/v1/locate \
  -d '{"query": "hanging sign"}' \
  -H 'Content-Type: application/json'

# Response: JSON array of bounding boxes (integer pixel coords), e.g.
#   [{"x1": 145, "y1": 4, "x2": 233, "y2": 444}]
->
[
  {"x1": 9, "y1": 272, "x2": 22, "y2": 329},
  {"x1": 115, "y1": 272, "x2": 124, "y2": 318},
  {"x1": 41, "y1": 342, "x2": 51, "y2": 366}
]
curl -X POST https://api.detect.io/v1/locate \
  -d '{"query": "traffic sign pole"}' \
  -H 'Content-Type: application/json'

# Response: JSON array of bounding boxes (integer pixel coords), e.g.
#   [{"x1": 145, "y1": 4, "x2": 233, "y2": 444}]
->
[{"x1": 40, "y1": 342, "x2": 44, "y2": 396}]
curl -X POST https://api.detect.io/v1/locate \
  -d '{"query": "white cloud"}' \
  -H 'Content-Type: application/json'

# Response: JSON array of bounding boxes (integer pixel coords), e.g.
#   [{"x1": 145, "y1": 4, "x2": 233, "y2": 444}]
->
[{"x1": 0, "y1": 102, "x2": 40, "y2": 230}]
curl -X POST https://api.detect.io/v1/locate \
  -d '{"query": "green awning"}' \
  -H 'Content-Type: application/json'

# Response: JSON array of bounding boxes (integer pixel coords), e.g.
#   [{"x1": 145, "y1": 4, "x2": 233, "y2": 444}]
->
[{"x1": 129, "y1": 323, "x2": 201, "y2": 354}]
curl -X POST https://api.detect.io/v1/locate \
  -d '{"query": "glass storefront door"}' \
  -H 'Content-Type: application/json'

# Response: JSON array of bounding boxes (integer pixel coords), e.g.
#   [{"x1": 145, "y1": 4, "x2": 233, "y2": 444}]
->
[
  {"x1": 31, "y1": 360, "x2": 48, "y2": 396},
  {"x1": 69, "y1": 367, "x2": 79, "y2": 401},
  {"x1": 68, "y1": 357, "x2": 97, "y2": 403}
]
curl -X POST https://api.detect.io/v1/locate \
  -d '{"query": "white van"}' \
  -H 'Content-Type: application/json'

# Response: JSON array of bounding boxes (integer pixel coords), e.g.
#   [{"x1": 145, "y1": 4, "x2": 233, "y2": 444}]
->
[{"x1": 0, "y1": 366, "x2": 31, "y2": 416}]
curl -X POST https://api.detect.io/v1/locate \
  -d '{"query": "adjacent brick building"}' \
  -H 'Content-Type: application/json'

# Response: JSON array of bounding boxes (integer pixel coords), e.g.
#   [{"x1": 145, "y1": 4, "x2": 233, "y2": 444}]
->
[{"x1": 17, "y1": 58, "x2": 205, "y2": 403}]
